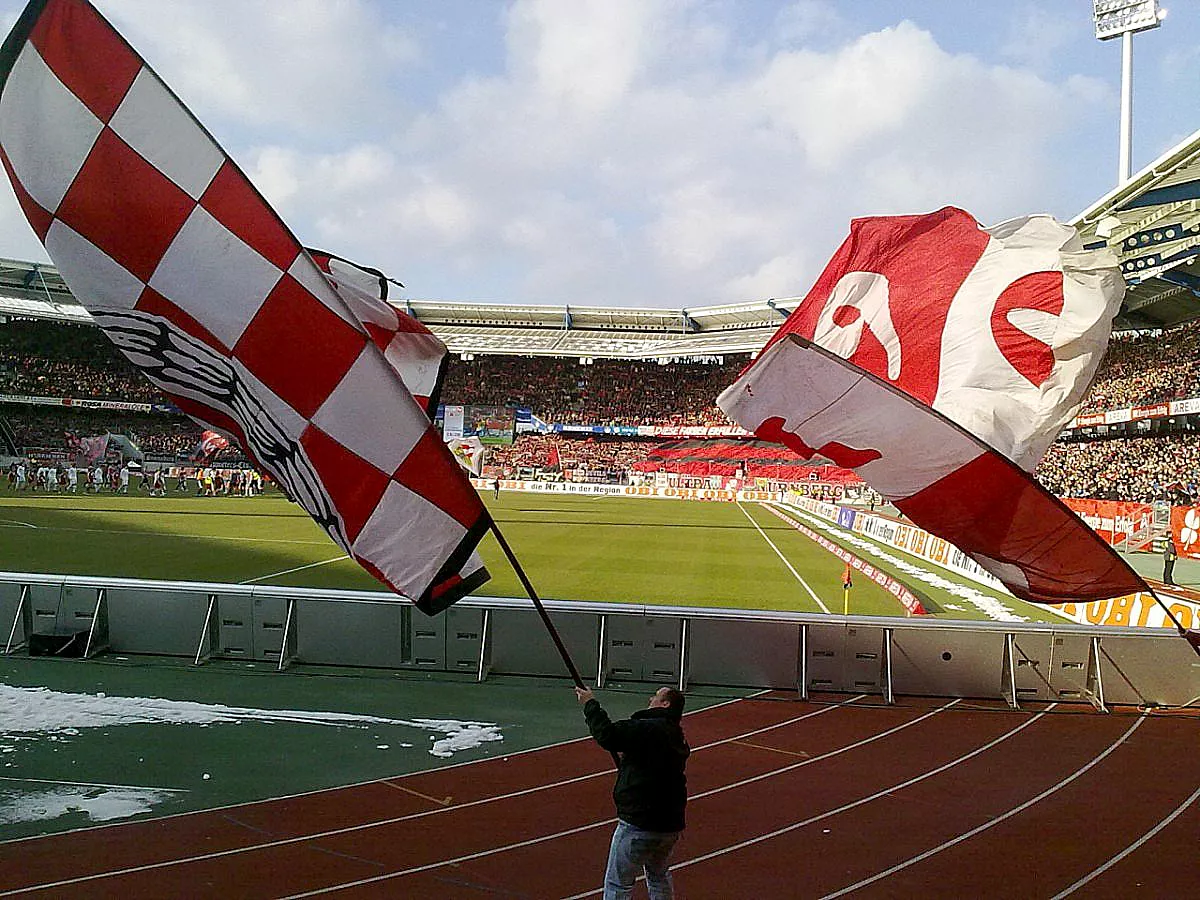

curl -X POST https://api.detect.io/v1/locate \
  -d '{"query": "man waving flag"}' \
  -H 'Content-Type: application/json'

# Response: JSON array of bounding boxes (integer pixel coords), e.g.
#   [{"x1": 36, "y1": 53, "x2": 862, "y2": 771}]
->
[
  {"x1": 719, "y1": 208, "x2": 1148, "y2": 605},
  {"x1": 0, "y1": 0, "x2": 489, "y2": 613}
]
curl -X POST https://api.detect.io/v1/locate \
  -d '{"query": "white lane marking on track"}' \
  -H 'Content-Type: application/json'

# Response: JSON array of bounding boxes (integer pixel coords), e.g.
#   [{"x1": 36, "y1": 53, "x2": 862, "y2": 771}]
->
[
  {"x1": 282, "y1": 699, "x2": 958, "y2": 899},
  {"x1": 737, "y1": 502, "x2": 830, "y2": 613},
  {"x1": 565, "y1": 701, "x2": 1052, "y2": 900},
  {"x1": 1049, "y1": 781, "x2": 1200, "y2": 898},
  {"x1": 0, "y1": 775, "x2": 187, "y2": 793},
  {"x1": 0, "y1": 695, "x2": 865, "y2": 895},
  {"x1": 818, "y1": 713, "x2": 1148, "y2": 899},
  {"x1": 239, "y1": 555, "x2": 349, "y2": 584}
]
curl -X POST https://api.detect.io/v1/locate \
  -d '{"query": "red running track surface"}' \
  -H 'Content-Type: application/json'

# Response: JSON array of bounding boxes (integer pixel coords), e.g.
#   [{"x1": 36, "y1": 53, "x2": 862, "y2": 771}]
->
[{"x1": 1, "y1": 693, "x2": 1198, "y2": 899}]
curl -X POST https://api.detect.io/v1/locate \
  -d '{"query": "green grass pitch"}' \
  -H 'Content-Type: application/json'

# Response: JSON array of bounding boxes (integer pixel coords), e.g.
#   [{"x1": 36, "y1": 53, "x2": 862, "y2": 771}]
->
[{"x1": 0, "y1": 487, "x2": 1058, "y2": 621}]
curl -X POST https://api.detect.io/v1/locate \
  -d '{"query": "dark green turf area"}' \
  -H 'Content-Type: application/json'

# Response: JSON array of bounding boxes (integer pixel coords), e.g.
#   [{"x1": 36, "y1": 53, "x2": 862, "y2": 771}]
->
[
  {"x1": 0, "y1": 654, "x2": 750, "y2": 841},
  {"x1": 0, "y1": 488, "x2": 909, "y2": 614}
]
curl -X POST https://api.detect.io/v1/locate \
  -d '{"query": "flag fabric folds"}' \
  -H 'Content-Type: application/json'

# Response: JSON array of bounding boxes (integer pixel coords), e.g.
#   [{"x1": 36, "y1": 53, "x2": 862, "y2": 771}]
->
[
  {"x1": 749, "y1": 208, "x2": 1125, "y2": 471},
  {"x1": 307, "y1": 248, "x2": 448, "y2": 416},
  {"x1": 189, "y1": 429, "x2": 230, "y2": 464},
  {"x1": 721, "y1": 336, "x2": 1146, "y2": 603},
  {"x1": 64, "y1": 431, "x2": 107, "y2": 465},
  {"x1": 447, "y1": 436, "x2": 488, "y2": 476},
  {"x1": 0, "y1": 0, "x2": 490, "y2": 612},
  {"x1": 719, "y1": 208, "x2": 1146, "y2": 604}
]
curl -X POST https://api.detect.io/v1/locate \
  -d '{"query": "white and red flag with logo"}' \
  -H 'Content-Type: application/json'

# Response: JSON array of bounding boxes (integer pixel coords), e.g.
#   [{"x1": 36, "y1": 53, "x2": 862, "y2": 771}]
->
[
  {"x1": 307, "y1": 249, "x2": 448, "y2": 416},
  {"x1": 0, "y1": 0, "x2": 490, "y2": 612},
  {"x1": 189, "y1": 429, "x2": 229, "y2": 464},
  {"x1": 719, "y1": 207, "x2": 1146, "y2": 603}
]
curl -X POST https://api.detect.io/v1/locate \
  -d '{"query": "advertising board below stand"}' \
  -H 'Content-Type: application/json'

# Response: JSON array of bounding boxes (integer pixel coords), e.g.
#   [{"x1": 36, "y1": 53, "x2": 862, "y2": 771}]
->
[
  {"x1": 789, "y1": 493, "x2": 1200, "y2": 631},
  {"x1": 471, "y1": 478, "x2": 782, "y2": 502}
]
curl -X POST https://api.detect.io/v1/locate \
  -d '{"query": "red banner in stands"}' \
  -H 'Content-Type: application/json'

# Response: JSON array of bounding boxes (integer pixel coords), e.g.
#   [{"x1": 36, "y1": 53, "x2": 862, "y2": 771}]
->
[
  {"x1": 1131, "y1": 403, "x2": 1169, "y2": 420},
  {"x1": 1064, "y1": 498, "x2": 1153, "y2": 547},
  {"x1": 1170, "y1": 506, "x2": 1200, "y2": 559}
]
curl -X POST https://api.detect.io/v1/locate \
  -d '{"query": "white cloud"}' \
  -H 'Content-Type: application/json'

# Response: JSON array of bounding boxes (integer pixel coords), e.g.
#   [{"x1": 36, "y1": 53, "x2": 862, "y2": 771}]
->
[
  {"x1": 95, "y1": 0, "x2": 419, "y2": 140},
  {"x1": 0, "y1": 0, "x2": 1124, "y2": 308}
]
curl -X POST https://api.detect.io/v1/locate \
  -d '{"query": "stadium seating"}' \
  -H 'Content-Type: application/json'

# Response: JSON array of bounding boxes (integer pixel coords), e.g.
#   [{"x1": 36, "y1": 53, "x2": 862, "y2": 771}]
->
[{"x1": 3, "y1": 315, "x2": 1200, "y2": 504}]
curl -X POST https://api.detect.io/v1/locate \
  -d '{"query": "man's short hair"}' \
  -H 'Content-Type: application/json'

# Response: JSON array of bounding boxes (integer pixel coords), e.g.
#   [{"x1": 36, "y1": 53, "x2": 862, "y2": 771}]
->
[{"x1": 660, "y1": 687, "x2": 685, "y2": 717}]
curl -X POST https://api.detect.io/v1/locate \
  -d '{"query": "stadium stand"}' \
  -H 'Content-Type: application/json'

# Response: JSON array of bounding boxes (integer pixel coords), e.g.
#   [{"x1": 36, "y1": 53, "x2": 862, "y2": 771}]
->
[
  {"x1": 4, "y1": 284, "x2": 1200, "y2": 504},
  {"x1": 1037, "y1": 433, "x2": 1200, "y2": 504},
  {"x1": 4, "y1": 311, "x2": 1200, "y2": 501},
  {"x1": 1078, "y1": 320, "x2": 1200, "y2": 414},
  {"x1": 442, "y1": 355, "x2": 746, "y2": 426}
]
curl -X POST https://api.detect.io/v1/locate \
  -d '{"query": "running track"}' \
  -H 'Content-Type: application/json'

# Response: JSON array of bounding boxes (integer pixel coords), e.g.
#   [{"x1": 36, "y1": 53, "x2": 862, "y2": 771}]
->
[{"x1": 2, "y1": 693, "x2": 1198, "y2": 898}]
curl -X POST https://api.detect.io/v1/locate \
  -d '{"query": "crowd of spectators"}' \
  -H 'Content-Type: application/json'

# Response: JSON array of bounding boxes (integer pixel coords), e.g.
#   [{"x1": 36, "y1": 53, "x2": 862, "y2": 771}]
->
[
  {"x1": 0, "y1": 319, "x2": 162, "y2": 402},
  {"x1": 442, "y1": 355, "x2": 746, "y2": 426},
  {"x1": 9, "y1": 315, "x2": 1200, "y2": 505},
  {"x1": 1079, "y1": 320, "x2": 1200, "y2": 414},
  {"x1": 9, "y1": 314, "x2": 1200, "y2": 428},
  {"x1": 484, "y1": 435, "x2": 652, "y2": 479},
  {"x1": 3, "y1": 406, "x2": 202, "y2": 457},
  {"x1": 1036, "y1": 433, "x2": 1200, "y2": 504}
]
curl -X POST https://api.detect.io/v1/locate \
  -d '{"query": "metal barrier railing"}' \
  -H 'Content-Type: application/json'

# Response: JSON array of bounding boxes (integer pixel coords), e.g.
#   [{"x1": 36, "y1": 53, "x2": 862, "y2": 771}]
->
[{"x1": 2, "y1": 571, "x2": 1197, "y2": 710}]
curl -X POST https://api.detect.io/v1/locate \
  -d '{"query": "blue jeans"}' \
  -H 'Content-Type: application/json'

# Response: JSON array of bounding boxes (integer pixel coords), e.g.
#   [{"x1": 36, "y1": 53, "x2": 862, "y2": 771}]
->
[{"x1": 604, "y1": 820, "x2": 681, "y2": 900}]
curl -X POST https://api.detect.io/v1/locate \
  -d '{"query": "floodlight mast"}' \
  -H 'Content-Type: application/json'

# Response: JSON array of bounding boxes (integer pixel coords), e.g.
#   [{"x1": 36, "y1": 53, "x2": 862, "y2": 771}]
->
[{"x1": 1093, "y1": 0, "x2": 1166, "y2": 185}]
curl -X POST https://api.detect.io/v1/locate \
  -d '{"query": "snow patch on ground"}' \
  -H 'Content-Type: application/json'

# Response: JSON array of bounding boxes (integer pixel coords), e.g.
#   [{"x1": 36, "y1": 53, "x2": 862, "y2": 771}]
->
[
  {"x1": 0, "y1": 785, "x2": 175, "y2": 825},
  {"x1": 410, "y1": 719, "x2": 505, "y2": 758},
  {"x1": 0, "y1": 684, "x2": 504, "y2": 758}
]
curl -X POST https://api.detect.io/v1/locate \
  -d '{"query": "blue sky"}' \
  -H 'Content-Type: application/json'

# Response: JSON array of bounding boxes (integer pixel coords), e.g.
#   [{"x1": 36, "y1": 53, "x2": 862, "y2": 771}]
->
[{"x1": 0, "y1": 0, "x2": 1196, "y2": 309}]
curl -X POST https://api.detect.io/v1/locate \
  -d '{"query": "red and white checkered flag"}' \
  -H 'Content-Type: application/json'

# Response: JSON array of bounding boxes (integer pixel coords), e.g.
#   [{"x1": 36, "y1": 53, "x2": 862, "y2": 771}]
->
[
  {"x1": 307, "y1": 249, "x2": 449, "y2": 417},
  {"x1": 0, "y1": 0, "x2": 490, "y2": 612}
]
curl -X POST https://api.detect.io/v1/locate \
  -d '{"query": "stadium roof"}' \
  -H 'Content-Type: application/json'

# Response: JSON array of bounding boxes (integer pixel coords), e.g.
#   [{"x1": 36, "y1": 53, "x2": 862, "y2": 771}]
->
[
  {"x1": 0, "y1": 257, "x2": 791, "y2": 359},
  {"x1": 3, "y1": 129, "x2": 1200, "y2": 357},
  {"x1": 1073, "y1": 126, "x2": 1200, "y2": 330}
]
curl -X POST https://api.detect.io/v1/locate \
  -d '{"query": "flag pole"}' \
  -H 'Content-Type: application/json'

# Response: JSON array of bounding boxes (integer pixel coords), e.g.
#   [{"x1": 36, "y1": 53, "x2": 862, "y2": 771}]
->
[
  {"x1": 1145, "y1": 586, "x2": 1200, "y2": 655},
  {"x1": 489, "y1": 520, "x2": 586, "y2": 688}
]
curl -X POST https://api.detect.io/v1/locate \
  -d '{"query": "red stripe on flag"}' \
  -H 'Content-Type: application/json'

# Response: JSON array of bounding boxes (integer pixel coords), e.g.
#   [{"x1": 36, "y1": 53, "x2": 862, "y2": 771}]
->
[
  {"x1": 30, "y1": 0, "x2": 141, "y2": 123},
  {"x1": 233, "y1": 275, "x2": 365, "y2": 419},
  {"x1": 55, "y1": 128, "x2": 194, "y2": 282},
  {"x1": 168, "y1": 396, "x2": 247, "y2": 454},
  {"x1": 363, "y1": 321, "x2": 394, "y2": 353},
  {"x1": 135, "y1": 286, "x2": 231, "y2": 355},
  {"x1": 393, "y1": 429, "x2": 486, "y2": 528},
  {"x1": 0, "y1": 148, "x2": 52, "y2": 241},
  {"x1": 354, "y1": 554, "x2": 403, "y2": 596},
  {"x1": 199, "y1": 161, "x2": 299, "y2": 271},
  {"x1": 299, "y1": 425, "x2": 390, "y2": 544},
  {"x1": 392, "y1": 310, "x2": 437, "y2": 337},
  {"x1": 897, "y1": 452, "x2": 1146, "y2": 603},
  {"x1": 761, "y1": 207, "x2": 990, "y2": 405}
]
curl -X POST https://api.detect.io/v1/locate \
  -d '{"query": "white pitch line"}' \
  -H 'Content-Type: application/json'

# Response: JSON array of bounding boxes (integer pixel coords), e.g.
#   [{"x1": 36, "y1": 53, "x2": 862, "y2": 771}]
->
[
  {"x1": 240, "y1": 555, "x2": 349, "y2": 585},
  {"x1": 0, "y1": 775, "x2": 188, "y2": 793},
  {"x1": 0, "y1": 519, "x2": 36, "y2": 528},
  {"x1": 737, "y1": 502, "x2": 830, "y2": 613}
]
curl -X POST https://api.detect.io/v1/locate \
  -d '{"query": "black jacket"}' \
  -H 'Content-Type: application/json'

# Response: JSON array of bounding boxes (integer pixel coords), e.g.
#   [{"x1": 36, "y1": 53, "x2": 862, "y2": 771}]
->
[{"x1": 583, "y1": 699, "x2": 689, "y2": 832}]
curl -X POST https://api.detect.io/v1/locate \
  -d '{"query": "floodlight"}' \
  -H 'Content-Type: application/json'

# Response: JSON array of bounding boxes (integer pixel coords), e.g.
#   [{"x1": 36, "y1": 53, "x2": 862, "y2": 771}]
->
[{"x1": 1093, "y1": 0, "x2": 1164, "y2": 40}]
